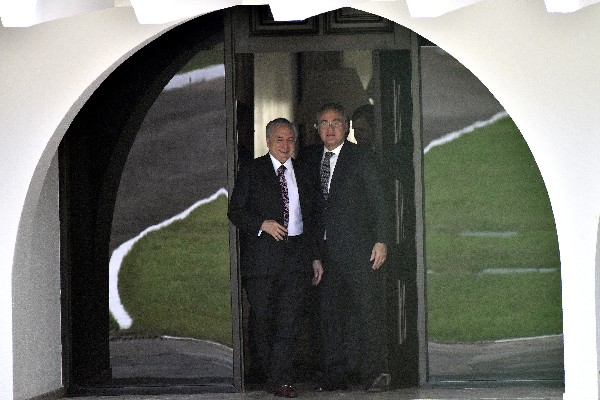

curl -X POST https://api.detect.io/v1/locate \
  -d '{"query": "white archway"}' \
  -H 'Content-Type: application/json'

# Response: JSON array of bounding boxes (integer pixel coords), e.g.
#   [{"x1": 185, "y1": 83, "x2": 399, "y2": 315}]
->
[{"x1": 3, "y1": 2, "x2": 600, "y2": 399}]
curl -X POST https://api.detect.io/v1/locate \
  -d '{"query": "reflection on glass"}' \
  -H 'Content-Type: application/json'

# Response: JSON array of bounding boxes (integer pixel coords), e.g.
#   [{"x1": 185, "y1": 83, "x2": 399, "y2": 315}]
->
[
  {"x1": 249, "y1": 45, "x2": 564, "y2": 386},
  {"x1": 421, "y1": 47, "x2": 563, "y2": 382},
  {"x1": 109, "y1": 42, "x2": 233, "y2": 384}
]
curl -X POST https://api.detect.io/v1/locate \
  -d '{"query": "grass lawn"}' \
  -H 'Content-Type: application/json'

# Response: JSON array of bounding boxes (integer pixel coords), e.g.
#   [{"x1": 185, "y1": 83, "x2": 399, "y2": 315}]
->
[
  {"x1": 427, "y1": 273, "x2": 562, "y2": 342},
  {"x1": 113, "y1": 117, "x2": 563, "y2": 344},
  {"x1": 114, "y1": 194, "x2": 232, "y2": 346},
  {"x1": 425, "y1": 116, "x2": 563, "y2": 341},
  {"x1": 179, "y1": 42, "x2": 223, "y2": 73}
]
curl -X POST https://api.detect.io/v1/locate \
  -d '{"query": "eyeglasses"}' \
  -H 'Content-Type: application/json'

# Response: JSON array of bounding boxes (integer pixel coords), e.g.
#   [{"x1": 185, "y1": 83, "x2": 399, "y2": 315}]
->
[{"x1": 315, "y1": 120, "x2": 345, "y2": 130}]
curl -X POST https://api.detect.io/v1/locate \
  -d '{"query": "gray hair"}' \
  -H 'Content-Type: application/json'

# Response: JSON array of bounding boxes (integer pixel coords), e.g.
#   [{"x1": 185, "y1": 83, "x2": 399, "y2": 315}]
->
[
  {"x1": 265, "y1": 118, "x2": 298, "y2": 139},
  {"x1": 316, "y1": 102, "x2": 349, "y2": 124}
]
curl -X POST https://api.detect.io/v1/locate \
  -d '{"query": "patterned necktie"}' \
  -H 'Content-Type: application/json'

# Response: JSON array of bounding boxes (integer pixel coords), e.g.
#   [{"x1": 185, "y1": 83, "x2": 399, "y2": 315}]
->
[
  {"x1": 277, "y1": 165, "x2": 289, "y2": 227},
  {"x1": 320, "y1": 151, "x2": 334, "y2": 199}
]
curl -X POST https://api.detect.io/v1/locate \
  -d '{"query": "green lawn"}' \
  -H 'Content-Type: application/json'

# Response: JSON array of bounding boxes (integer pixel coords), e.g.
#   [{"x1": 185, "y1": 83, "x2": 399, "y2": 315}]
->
[
  {"x1": 115, "y1": 194, "x2": 232, "y2": 346},
  {"x1": 179, "y1": 42, "x2": 223, "y2": 73},
  {"x1": 427, "y1": 273, "x2": 562, "y2": 342},
  {"x1": 113, "y1": 117, "x2": 563, "y2": 344},
  {"x1": 425, "y1": 116, "x2": 563, "y2": 341}
]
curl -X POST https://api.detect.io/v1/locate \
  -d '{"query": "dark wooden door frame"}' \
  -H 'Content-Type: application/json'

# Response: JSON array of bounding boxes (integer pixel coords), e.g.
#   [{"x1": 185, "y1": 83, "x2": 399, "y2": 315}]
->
[
  {"x1": 60, "y1": 11, "x2": 227, "y2": 395},
  {"x1": 379, "y1": 45, "x2": 426, "y2": 386},
  {"x1": 224, "y1": 5, "x2": 426, "y2": 390}
]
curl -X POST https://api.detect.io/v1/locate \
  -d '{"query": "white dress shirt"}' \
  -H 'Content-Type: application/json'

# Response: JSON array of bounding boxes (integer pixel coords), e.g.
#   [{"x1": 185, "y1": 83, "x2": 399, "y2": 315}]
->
[
  {"x1": 321, "y1": 142, "x2": 344, "y2": 240},
  {"x1": 322, "y1": 141, "x2": 344, "y2": 193},
  {"x1": 270, "y1": 154, "x2": 303, "y2": 236}
]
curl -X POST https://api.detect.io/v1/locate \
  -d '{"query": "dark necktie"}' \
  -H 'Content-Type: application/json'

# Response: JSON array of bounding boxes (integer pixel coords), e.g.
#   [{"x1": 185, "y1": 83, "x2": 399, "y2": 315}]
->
[
  {"x1": 277, "y1": 165, "x2": 289, "y2": 227},
  {"x1": 320, "y1": 151, "x2": 334, "y2": 199}
]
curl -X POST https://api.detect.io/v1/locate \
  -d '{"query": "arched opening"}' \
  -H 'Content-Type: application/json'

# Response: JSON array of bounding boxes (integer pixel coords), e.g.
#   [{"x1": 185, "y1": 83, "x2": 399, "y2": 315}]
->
[
  {"x1": 59, "y1": 11, "x2": 230, "y2": 394},
  {"x1": 54, "y1": 5, "x2": 564, "y2": 396}
]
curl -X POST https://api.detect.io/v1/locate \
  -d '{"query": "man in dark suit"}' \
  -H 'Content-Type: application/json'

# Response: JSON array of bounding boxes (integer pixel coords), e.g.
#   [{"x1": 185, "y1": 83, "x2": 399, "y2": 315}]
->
[
  {"x1": 300, "y1": 103, "x2": 392, "y2": 392},
  {"x1": 228, "y1": 118, "x2": 323, "y2": 398}
]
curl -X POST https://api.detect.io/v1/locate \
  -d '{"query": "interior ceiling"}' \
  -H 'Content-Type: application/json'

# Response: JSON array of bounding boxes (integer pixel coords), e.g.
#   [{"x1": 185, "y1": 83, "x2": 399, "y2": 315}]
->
[{"x1": 1, "y1": 0, "x2": 599, "y2": 27}]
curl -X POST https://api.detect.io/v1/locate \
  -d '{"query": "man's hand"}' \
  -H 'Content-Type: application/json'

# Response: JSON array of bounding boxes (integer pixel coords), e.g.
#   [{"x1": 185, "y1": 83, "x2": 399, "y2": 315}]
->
[
  {"x1": 260, "y1": 220, "x2": 288, "y2": 241},
  {"x1": 312, "y1": 260, "x2": 324, "y2": 286},
  {"x1": 370, "y1": 242, "x2": 388, "y2": 270}
]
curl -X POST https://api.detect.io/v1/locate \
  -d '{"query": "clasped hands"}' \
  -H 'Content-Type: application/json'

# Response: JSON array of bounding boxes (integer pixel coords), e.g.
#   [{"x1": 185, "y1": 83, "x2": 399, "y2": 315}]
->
[
  {"x1": 261, "y1": 220, "x2": 323, "y2": 286},
  {"x1": 260, "y1": 220, "x2": 383, "y2": 277}
]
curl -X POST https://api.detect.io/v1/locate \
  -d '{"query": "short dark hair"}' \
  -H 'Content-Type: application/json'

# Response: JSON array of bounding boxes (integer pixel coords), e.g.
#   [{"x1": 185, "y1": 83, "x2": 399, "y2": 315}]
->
[
  {"x1": 316, "y1": 103, "x2": 349, "y2": 124},
  {"x1": 352, "y1": 104, "x2": 375, "y2": 128},
  {"x1": 266, "y1": 118, "x2": 298, "y2": 139}
]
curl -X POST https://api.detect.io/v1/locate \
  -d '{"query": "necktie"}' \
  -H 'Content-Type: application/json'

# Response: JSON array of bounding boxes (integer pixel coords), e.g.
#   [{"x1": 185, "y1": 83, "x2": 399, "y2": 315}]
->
[
  {"x1": 320, "y1": 151, "x2": 334, "y2": 199},
  {"x1": 277, "y1": 165, "x2": 289, "y2": 227}
]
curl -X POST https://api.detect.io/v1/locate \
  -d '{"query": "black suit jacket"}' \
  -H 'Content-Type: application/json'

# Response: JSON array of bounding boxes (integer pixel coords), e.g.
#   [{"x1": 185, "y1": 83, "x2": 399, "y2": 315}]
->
[
  {"x1": 300, "y1": 141, "x2": 392, "y2": 265},
  {"x1": 228, "y1": 154, "x2": 322, "y2": 277}
]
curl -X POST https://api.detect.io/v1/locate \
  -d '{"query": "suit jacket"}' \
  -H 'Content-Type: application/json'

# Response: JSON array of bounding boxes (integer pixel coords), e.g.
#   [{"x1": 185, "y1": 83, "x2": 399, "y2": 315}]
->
[
  {"x1": 228, "y1": 154, "x2": 322, "y2": 277},
  {"x1": 299, "y1": 141, "x2": 392, "y2": 265}
]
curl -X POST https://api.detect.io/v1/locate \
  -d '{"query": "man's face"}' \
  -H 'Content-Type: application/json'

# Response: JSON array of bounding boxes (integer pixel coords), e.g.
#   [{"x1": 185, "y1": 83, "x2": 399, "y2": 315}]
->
[
  {"x1": 352, "y1": 117, "x2": 374, "y2": 145},
  {"x1": 318, "y1": 109, "x2": 348, "y2": 151},
  {"x1": 266, "y1": 124, "x2": 295, "y2": 164}
]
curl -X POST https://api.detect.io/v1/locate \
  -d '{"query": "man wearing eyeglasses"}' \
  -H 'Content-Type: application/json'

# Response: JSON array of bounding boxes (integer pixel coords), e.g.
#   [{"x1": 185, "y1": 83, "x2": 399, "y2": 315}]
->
[
  {"x1": 228, "y1": 118, "x2": 324, "y2": 398},
  {"x1": 299, "y1": 103, "x2": 392, "y2": 393}
]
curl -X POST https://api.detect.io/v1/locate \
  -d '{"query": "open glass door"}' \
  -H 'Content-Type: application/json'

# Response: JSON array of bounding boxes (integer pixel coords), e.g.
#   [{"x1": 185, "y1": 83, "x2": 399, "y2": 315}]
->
[{"x1": 225, "y1": 6, "x2": 425, "y2": 390}]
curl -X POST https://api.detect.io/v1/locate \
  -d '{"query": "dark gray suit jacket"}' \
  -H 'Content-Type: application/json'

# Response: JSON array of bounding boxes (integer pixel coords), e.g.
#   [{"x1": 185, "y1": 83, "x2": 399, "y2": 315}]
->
[
  {"x1": 228, "y1": 154, "x2": 322, "y2": 277},
  {"x1": 300, "y1": 141, "x2": 392, "y2": 266}
]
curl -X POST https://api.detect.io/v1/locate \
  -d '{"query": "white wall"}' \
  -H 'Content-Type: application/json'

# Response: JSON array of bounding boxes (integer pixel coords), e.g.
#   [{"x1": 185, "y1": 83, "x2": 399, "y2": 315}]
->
[
  {"x1": 0, "y1": 7, "x2": 184, "y2": 399},
  {"x1": 254, "y1": 52, "x2": 296, "y2": 157},
  {"x1": 12, "y1": 153, "x2": 62, "y2": 400},
  {"x1": 2, "y1": 1, "x2": 600, "y2": 399}
]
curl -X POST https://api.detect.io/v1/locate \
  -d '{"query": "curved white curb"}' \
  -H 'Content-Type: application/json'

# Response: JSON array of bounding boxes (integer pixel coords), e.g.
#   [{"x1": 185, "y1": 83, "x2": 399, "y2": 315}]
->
[
  {"x1": 424, "y1": 111, "x2": 508, "y2": 154},
  {"x1": 110, "y1": 112, "x2": 508, "y2": 328},
  {"x1": 163, "y1": 64, "x2": 225, "y2": 91},
  {"x1": 109, "y1": 188, "x2": 229, "y2": 329}
]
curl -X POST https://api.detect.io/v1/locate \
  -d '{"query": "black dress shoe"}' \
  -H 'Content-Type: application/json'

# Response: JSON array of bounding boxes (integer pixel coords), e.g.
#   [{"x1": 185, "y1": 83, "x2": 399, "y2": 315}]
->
[
  {"x1": 273, "y1": 384, "x2": 297, "y2": 398},
  {"x1": 365, "y1": 373, "x2": 391, "y2": 392}
]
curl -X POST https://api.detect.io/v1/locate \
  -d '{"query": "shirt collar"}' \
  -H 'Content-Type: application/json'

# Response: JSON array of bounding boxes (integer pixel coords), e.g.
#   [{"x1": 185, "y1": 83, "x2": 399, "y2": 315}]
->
[
  {"x1": 323, "y1": 141, "x2": 344, "y2": 156},
  {"x1": 269, "y1": 153, "x2": 293, "y2": 171}
]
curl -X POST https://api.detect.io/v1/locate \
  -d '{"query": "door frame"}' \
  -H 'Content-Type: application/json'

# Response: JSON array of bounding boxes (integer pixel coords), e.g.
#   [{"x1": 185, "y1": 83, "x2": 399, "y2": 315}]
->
[{"x1": 224, "y1": 5, "x2": 426, "y2": 390}]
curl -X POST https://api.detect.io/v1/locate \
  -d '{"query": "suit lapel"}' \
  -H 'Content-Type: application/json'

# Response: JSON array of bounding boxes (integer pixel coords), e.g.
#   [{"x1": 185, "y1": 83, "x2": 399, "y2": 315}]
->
[
  {"x1": 258, "y1": 154, "x2": 281, "y2": 200},
  {"x1": 309, "y1": 145, "x2": 325, "y2": 181},
  {"x1": 292, "y1": 158, "x2": 308, "y2": 207},
  {"x1": 328, "y1": 141, "x2": 352, "y2": 198}
]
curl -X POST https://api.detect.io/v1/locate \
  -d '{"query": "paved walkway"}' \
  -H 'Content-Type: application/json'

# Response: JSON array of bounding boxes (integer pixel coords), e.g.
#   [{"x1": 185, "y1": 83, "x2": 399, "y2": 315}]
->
[
  {"x1": 81, "y1": 387, "x2": 563, "y2": 400},
  {"x1": 110, "y1": 335, "x2": 563, "y2": 382},
  {"x1": 99, "y1": 335, "x2": 564, "y2": 399}
]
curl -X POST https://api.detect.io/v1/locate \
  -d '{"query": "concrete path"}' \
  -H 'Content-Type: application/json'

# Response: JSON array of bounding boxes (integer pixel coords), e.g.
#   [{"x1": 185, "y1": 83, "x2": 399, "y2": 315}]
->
[
  {"x1": 81, "y1": 386, "x2": 563, "y2": 400},
  {"x1": 104, "y1": 336, "x2": 563, "y2": 399},
  {"x1": 110, "y1": 334, "x2": 563, "y2": 382}
]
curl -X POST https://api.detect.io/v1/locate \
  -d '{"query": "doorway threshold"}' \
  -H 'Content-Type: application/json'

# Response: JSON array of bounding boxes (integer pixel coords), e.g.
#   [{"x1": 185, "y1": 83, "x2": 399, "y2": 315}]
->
[
  {"x1": 68, "y1": 378, "x2": 237, "y2": 397},
  {"x1": 424, "y1": 378, "x2": 564, "y2": 390}
]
